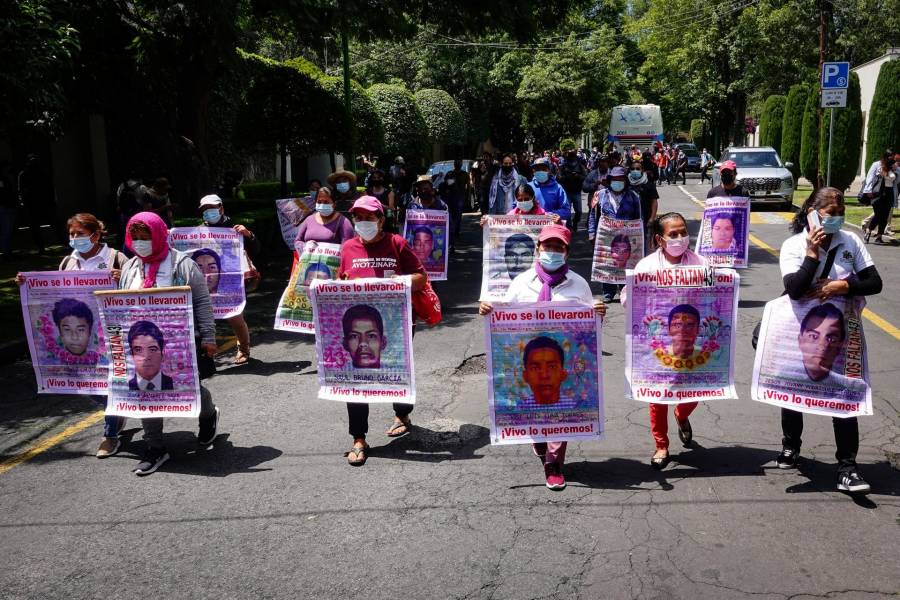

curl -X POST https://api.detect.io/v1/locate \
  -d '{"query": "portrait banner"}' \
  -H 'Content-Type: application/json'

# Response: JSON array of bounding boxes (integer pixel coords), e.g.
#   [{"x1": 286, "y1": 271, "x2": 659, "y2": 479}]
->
[
  {"x1": 95, "y1": 287, "x2": 201, "y2": 418},
  {"x1": 169, "y1": 226, "x2": 246, "y2": 319},
  {"x1": 486, "y1": 302, "x2": 603, "y2": 445},
  {"x1": 591, "y1": 216, "x2": 644, "y2": 284},
  {"x1": 695, "y1": 196, "x2": 750, "y2": 268},
  {"x1": 19, "y1": 270, "x2": 116, "y2": 394},
  {"x1": 625, "y1": 267, "x2": 739, "y2": 403},
  {"x1": 275, "y1": 196, "x2": 315, "y2": 251},
  {"x1": 751, "y1": 295, "x2": 871, "y2": 417},
  {"x1": 274, "y1": 241, "x2": 342, "y2": 334},
  {"x1": 480, "y1": 214, "x2": 556, "y2": 301},
  {"x1": 402, "y1": 209, "x2": 449, "y2": 281},
  {"x1": 310, "y1": 277, "x2": 415, "y2": 403}
]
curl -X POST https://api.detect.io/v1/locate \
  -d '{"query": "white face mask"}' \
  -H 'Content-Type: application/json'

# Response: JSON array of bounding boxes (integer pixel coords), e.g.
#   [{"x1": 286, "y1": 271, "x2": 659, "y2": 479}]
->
[
  {"x1": 316, "y1": 203, "x2": 334, "y2": 216},
  {"x1": 662, "y1": 236, "x2": 689, "y2": 257},
  {"x1": 516, "y1": 200, "x2": 534, "y2": 212},
  {"x1": 355, "y1": 220, "x2": 379, "y2": 241},
  {"x1": 132, "y1": 239, "x2": 154, "y2": 258}
]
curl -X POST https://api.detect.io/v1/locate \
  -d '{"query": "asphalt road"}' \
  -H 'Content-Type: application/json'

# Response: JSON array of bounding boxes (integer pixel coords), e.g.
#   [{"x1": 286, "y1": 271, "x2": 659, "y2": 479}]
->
[{"x1": 0, "y1": 178, "x2": 898, "y2": 600}]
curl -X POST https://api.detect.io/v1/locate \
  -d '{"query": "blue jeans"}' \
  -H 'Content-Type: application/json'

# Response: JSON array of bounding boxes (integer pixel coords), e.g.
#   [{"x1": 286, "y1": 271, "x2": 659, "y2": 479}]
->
[{"x1": 93, "y1": 395, "x2": 125, "y2": 438}]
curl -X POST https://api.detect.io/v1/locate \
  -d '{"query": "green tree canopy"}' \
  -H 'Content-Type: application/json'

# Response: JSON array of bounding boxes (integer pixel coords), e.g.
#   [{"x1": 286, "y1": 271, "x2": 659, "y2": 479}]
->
[
  {"x1": 367, "y1": 83, "x2": 428, "y2": 160},
  {"x1": 413, "y1": 89, "x2": 466, "y2": 146}
]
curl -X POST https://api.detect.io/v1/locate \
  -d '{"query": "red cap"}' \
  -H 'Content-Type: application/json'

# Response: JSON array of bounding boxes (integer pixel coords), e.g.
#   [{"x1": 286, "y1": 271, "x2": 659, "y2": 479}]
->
[
  {"x1": 719, "y1": 160, "x2": 738, "y2": 172},
  {"x1": 538, "y1": 224, "x2": 572, "y2": 247},
  {"x1": 350, "y1": 195, "x2": 384, "y2": 215}
]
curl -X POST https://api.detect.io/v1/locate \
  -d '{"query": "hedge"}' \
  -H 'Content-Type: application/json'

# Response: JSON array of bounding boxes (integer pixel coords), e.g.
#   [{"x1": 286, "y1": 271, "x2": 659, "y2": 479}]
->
[
  {"x1": 368, "y1": 83, "x2": 428, "y2": 159},
  {"x1": 780, "y1": 84, "x2": 809, "y2": 179},
  {"x1": 865, "y1": 59, "x2": 900, "y2": 169},
  {"x1": 818, "y1": 72, "x2": 862, "y2": 191},
  {"x1": 689, "y1": 119, "x2": 707, "y2": 148},
  {"x1": 799, "y1": 87, "x2": 820, "y2": 184},
  {"x1": 759, "y1": 95, "x2": 786, "y2": 152},
  {"x1": 413, "y1": 88, "x2": 466, "y2": 146}
]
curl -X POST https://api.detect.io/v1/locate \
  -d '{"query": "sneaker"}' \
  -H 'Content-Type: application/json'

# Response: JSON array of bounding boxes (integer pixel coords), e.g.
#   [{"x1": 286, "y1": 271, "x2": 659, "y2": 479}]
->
[
  {"x1": 677, "y1": 419, "x2": 693, "y2": 447},
  {"x1": 837, "y1": 471, "x2": 871, "y2": 494},
  {"x1": 776, "y1": 447, "x2": 799, "y2": 469},
  {"x1": 96, "y1": 437, "x2": 120, "y2": 459},
  {"x1": 544, "y1": 463, "x2": 566, "y2": 490},
  {"x1": 133, "y1": 448, "x2": 170, "y2": 476},
  {"x1": 197, "y1": 406, "x2": 220, "y2": 447}
]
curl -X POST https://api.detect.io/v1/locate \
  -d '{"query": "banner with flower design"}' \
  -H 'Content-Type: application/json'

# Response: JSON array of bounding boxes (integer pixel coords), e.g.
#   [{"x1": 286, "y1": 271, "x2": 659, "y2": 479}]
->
[
  {"x1": 95, "y1": 287, "x2": 201, "y2": 418},
  {"x1": 19, "y1": 271, "x2": 116, "y2": 394},
  {"x1": 274, "y1": 241, "x2": 341, "y2": 334},
  {"x1": 402, "y1": 209, "x2": 449, "y2": 281},
  {"x1": 694, "y1": 196, "x2": 750, "y2": 268},
  {"x1": 625, "y1": 267, "x2": 739, "y2": 403}
]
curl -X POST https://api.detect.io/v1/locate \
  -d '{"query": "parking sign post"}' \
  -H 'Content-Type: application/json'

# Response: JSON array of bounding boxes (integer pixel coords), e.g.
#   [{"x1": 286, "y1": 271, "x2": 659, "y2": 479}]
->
[{"x1": 821, "y1": 61, "x2": 849, "y2": 187}]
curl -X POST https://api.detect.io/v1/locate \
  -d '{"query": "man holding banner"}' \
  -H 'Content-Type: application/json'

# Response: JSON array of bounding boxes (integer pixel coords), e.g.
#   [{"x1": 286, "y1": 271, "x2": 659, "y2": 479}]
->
[
  {"x1": 480, "y1": 224, "x2": 606, "y2": 491},
  {"x1": 695, "y1": 196, "x2": 750, "y2": 268}
]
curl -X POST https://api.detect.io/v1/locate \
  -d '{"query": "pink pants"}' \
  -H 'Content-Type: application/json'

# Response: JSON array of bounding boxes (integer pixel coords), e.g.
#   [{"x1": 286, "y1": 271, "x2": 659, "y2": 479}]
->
[
  {"x1": 649, "y1": 402, "x2": 698, "y2": 450},
  {"x1": 532, "y1": 442, "x2": 567, "y2": 465}
]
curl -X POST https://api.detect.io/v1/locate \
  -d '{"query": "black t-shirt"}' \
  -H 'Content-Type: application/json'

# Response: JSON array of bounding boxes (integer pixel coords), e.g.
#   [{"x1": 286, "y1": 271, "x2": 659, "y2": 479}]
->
[
  {"x1": 707, "y1": 184, "x2": 746, "y2": 198},
  {"x1": 635, "y1": 182, "x2": 660, "y2": 225}
]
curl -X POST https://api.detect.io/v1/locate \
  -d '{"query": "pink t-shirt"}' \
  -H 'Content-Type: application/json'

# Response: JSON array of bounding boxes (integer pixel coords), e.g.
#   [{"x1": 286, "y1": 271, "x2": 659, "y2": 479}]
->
[
  {"x1": 295, "y1": 214, "x2": 354, "y2": 245},
  {"x1": 338, "y1": 233, "x2": 426, "y2": 280}
]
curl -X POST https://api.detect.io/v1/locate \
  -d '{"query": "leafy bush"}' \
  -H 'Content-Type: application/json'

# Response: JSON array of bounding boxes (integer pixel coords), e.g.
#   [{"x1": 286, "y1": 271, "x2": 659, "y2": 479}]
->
[
  {"x1": 689, "y1": 119, "x2": 707, "y2": 148},
  {"x1": 865, "y1": 59, "x2": 900, "y2": 168},
  {"x1": 781, "y1": 84, "x2": 809, "y2": 179},
  {"x1": 559, "y1": 138, "x2": 577, "y2": 151},
  {"x1": 818, "y1": 72, "x2": 862, "y2": 191},
  {"x1": 413, "y1": 88, "x2": 466, "y2": 146},
  {"x1": 799, "y1": 87, "x2": 820, "y2": 184},
  {"x1": 319, "y1": 77, "x2": 385, "y2": 156},
  {"x1": 759, "y1": 95, "x2": 786, "y2": 152},
  {"x1": 368, "y1": 83, "x2": 428, "y2": 159}
]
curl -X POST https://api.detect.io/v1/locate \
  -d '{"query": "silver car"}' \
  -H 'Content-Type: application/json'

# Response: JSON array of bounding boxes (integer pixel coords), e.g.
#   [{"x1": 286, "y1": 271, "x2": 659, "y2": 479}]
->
[{"x1": 712, "y1": 146, "x2": 795, "y2": 210}]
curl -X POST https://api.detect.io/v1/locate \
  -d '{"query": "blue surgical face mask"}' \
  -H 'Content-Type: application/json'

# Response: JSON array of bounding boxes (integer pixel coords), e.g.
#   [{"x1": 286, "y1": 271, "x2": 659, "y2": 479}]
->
[
  {"x1": 534, "y1": 171, "x2": 549, "y2": 184},
  {"x1": 336, "y1": 182, "x2": 351, "y2": 194},
  {"x1": 610, "y1": 180, "x2": 625, "y2": 193},
  {"x1": 203, "y1": 208, "x2": 221, "y2": 223},
  {"x1": 516, "y1": 200, "x2": 534, "y2": 212},
  {"x1": 539, "y1": 251, "x2": 566, "y2": 271},
  {"x1": 310, "y1": 189, "x2": 318, "y2": 201},
  {"x1": 316, "y1": 203, "x2": 334, "y2": 216},
  {"x1": 131, "y1": 240, "x2": 154, "y2": 258},
  {"x1": 355, "y1": 220, "x2": 379, "y2": 241},
  {"x1": 69, "y1": 236, "x2": 94, "y2": 254},
  {"x1": 821, "y1": 215, "x2": 844, "y2": 234}
]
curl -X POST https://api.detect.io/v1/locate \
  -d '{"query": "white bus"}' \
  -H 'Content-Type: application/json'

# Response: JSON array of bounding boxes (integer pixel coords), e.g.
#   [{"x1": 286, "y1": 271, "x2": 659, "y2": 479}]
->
[{"x1": 608, "y1": 104, "x2": 664, "y2": 147}]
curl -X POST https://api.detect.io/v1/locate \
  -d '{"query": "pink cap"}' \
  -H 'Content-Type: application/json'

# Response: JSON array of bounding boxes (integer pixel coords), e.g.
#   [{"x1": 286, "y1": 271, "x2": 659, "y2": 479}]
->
[
  {"x1": 719, "y1": 160, "x2": 738, "y2": 172},
  {"x1": 350, "y1": 195, "x2": 384, "y2": 215},
  {"x1": 538, "y1": 224, "x2": 572, "y2": 247}
]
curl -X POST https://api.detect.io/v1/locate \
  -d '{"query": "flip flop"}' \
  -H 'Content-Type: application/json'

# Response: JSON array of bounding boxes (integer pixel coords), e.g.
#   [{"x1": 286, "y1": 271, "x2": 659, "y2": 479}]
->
[
  {"x1": 386, "y1": 419, "x2": 411, "y2": 437},
  {"x1": 346, "y1": 443, "x2": 369, "y2": 466}
]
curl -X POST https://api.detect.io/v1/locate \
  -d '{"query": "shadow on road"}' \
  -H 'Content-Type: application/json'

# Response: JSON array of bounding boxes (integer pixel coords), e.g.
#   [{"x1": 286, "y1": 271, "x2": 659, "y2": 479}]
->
[
  {"x1": 119, "y1": 432, "x2": 282, "y2": 477},
  {"x1": 367, "y1": 423, "x2": 490, "y2": 463}
]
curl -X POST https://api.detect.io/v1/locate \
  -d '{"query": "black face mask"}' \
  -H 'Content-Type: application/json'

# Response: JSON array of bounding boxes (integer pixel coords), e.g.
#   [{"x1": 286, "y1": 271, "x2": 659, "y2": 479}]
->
[
  {"x1": 501, "y1": 165, "x2": 513, "y2": 173},
  {"x1": 371, "y1": 180, "x2": 383, "y2": 186},
  {"x1": 419, "y1": 190, "x2": 433, "y2": 200},
  {"x1": 721, "y1": 172, "x2": 736, "y2": 185}
]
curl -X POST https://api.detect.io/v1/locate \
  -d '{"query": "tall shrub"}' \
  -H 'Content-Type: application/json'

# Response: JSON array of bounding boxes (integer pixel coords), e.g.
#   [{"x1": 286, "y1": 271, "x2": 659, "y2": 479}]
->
[
  {"x1": 799, "y1": 88, "x2": 820, "y2": 185},
  {"x1": 781, "y1": 84, "x2": 809, "y2": 179},
  {"x1": 759, "y1": 95, "x2": 786, "y2": 151},
  {"x1": 368, "y1": 83, "x2": 428, "y2": 160},
  {"x1": 865, "y1": 59, "x2": 900, "y2": 168},
  {"x1": 818, "y1": 72, "x2": 863, "y2": 191},
  {"x1": 413, "y1": 89, "x2": 466, "y2": 146}
]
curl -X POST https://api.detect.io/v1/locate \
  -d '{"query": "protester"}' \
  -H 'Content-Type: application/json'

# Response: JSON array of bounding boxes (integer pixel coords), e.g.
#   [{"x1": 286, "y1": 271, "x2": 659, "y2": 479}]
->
[
  {"x1": 674, "y1": 148, "x2": 687, "y2": 185},
  {"x1": 16, "y1": 213, "x2": 128, "y2": 458},
  {"x1": 294, "y1": 186, "x2": 354, "y2": 246},
  {"x1": 116, "y1": 212, "x2": 219, "y2": 475},
  {"x1": 623, "y1": 212, "x2": 708, "y2": 469},
  {"x1": 529, "y1": 158, "x2": 571, "y2": 224},
  {"x1": 861, "y1": 150, "x2": 897, "y2": 244},
  {"x1": 328, "y1": 169, "x2": 361, "y2": 214},
  {"x1": 479, "y1": 184, "x2": 562, "y2": 229},
  {"x1": 699, "y1": 148, "x2": 713, "y2": 184},
  {"x1": 389, "y1": 156, "x2": 409, "y2": 198},
  {"x1": 199, "y1": 194, "x2": 261, "y2": 365},
  {"x1": 588, "y1": 166, "x2": 642, "y2": 302},
  {"x1": 439, "y1": 159, "x2": 469, "y2": 242},
  {"x1": 488, "y1": 154, "x2": 527, "y2": 215},
  {"x1": 472, "y1": 152, "x2": 491, "y2": 214},
  {"x1": 338, "y1": 196, "x2": 427, "y2": 466},
  {"x1": 558, "y1": 142, "x2": 588, "y2": 232},
  {"x1": 479, "y1": 224, "x2": 606, "y2": 490},
  {"x1": 629, "y1": 160, "x2": 659, "y2": 253},
  {"x1": 655, "y1": 147, "x2": 670, "y2": 185},
  {"x1": 143, "y1": 177, "x2": 175, "y2": 227},
  {"x1": 707, "y1": 160, "x2": 745, "y2": 198},
  {"x1": 365, "y1": 169, "x2": 397, "y2": 231},
  {"x1": 582, "y1": 154, "x2": 610, "y2": 198},
  {"x1": 777, "y1": 187, "x2": 882, "y2": 493}
]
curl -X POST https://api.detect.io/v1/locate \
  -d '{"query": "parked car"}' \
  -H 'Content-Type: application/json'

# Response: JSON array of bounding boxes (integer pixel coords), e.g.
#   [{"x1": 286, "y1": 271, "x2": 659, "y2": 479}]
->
[
  {"x1": 679, "y1": 147, "x2": 702, "y2": 172},
  {"x1": 711, "y1": 146, "x2": 795, "y2": 210},
  {"x1": 426, "y1": 159, "x2": 475, "y2": 210}
]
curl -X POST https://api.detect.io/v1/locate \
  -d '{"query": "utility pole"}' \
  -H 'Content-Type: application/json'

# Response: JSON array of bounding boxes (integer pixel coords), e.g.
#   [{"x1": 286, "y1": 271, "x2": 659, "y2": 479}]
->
[
  {"x1": 817, "y1": 0, "x2": 830, "y2": 188},
  {"x1": 341, "y1": 11, "x2": 354, "y2": 173}
]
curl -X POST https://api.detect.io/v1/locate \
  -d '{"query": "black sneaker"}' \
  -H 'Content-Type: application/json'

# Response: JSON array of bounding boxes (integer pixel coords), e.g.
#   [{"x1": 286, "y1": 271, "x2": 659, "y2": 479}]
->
[
  {"x1": 197, "y1": 406, "x2": 220, "y2": 447},
  {"x1": 775, "y1": 447, "x2": 799, "y2": 469},
  {"x1": 133, "y1": 448, "x2": 170, "y2": 476},
  {"x1": 837, "y1": 471, "x2": 871, "y2": 494}
]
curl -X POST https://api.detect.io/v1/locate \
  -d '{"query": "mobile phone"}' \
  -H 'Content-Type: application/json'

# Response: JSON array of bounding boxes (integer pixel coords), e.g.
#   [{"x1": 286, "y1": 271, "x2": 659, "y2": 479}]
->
[{"x1": 807, "y1": 210, "x2": 821, "y2": 230}]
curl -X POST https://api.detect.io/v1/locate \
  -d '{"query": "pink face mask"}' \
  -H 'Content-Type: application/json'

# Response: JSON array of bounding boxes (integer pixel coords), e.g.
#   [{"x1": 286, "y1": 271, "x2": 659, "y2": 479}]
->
[{"x1": 663, "y1": 236, "x2": 689, "y2": 257}]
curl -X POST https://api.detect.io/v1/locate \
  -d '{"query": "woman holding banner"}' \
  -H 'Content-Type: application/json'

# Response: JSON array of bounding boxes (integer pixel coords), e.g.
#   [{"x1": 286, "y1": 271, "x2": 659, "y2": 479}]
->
[
  {"x1": 117, "y1": 211, "x2": 220, "y2": 476},
  {"x1": 478, "y1": 184, "x2": 561, "y2": 226},
  {"x1": 479, "y1": 224, "x2": 606, "y2": 490},
  {"x1": 624, "y1": 212, "x2": 708, "y2": 469},
  {"x1": 16, "y1": 213, "x2": 128, "y2": 458},
  {"x1": 777, "y1": 187, "x2": 882, "y2": 493},
  {"x1": 294, "y1": 186, "x2": 355, "y2": 246},
  {"x1": 589, "y1": 166, "x2": 642, "y2": 303},
  {"x1": 338, "y1": 196, "x2": 427, "y2": 466}
]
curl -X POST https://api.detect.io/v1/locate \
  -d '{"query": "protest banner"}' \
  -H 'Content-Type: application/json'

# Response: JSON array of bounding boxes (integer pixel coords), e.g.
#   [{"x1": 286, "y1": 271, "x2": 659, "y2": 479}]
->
[
  {"x1": 695, "y1": 196, "x2": 750, "y2": 268},
  {"x1": 751, "y1": 295, "x2": 871, "y2": 417},
  {"x1": 485, "y1": 301, "x2": 603, "y2": 445},
  {"x1": 95, "y1": 287, "x2": 201, "y2": 418},
  {"x1": 19, "y1": 270, "x2": 116, "y2": 394},
  {"x1": 168, "y1": 226, "x2": 246, "y2": 319},
  {"x1": 274, "y1": 241, "x2": 342, "y2": 334},
  {"x1": 480, "y1": 214, "x2": 556, "y2": 301},
  {"x1": 275, "y1": 196, "x2": 315, "y2": 251},
  {"x1": 310, "y1": 277, "x2": 415, "y2": 403},
  {"x1": 625, "y1": 266, "x2": 739, "y2": 403},
  {"x1": 403, "y1": 209, "x2": 449, "y2": 281},
  {"x1": 591, "y1": 216, "x2": 644, "y2": 284}
]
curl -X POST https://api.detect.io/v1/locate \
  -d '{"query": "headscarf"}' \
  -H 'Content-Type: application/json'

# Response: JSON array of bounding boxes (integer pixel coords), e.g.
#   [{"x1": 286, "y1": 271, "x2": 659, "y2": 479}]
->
[
  {"x1": 125, "y1": 211, "x2": 170, "y2": 289},
  {"x1": 489, "y1": 168, "x2": 519, "y2": 214},
  {"x1": 534, "y1": 260, "x2": 569, "y2": 301}
]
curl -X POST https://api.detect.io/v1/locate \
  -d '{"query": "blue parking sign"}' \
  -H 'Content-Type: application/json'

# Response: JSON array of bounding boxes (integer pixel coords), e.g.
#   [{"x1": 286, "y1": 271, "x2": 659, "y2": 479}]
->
[{"x1": 821, "y1": 62, "x2": 850, "y2": 89}]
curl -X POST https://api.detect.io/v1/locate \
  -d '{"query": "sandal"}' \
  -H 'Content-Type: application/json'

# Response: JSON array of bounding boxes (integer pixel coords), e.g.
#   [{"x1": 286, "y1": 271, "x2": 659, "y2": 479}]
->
[
  {"x1": 233, "y1": 346, "x2": 250, "y2": 365},
  {"x1": 386, "y1": 418, "x2": 411, "y2": 437},
  {"x1": 650, "y1": 452, "x2": 670, "y2": 470},
  {"x1": 346, "y1": 442, "x2": 369, "y2": 466}
]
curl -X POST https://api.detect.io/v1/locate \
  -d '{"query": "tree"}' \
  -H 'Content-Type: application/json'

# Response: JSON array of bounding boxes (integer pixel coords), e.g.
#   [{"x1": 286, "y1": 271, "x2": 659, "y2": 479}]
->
[
  {"x1": 818, "y1": 72, "x2": 862, "y2": 191},
  {"x1": 781, "y1": 84, "x2": 809, "y2": 179},
  {"x1": 799, "y1": 88, "x2": 820, "y2": 185},
  {"x1": 865, "y1": 59, "x2": 900, "y2": 169},
  {"x1": 689, "y1": 120, "x2": 706, "y2": 147},
  {"x1": 413, "y1": 89, "x2": 466, "y2": 146},
  {"x1": 759, "y1": 95, "x2": 786, "y2": 152},
  {"x1": 367, "y1": 83, "x2": 428, "y2": 162}
]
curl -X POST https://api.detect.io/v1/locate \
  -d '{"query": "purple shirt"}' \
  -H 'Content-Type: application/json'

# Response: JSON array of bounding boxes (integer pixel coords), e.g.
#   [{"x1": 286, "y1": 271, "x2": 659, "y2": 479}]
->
[{"x1": 295, "y1": 214, "x2": 354, "y2": 245}]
